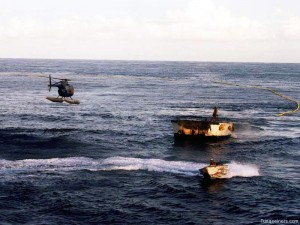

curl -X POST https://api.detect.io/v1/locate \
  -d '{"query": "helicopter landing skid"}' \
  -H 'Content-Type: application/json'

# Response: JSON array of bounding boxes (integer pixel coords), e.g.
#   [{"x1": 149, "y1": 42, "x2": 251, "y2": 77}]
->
[
  {"x1": 46, "y1": 96, "x2": 64, "y2": 103},
  {"x1": 46, "y1": 96, "x2": 80, "y2": 104},
  {"x1": 64, "y1": 98, "x2": 80, "y2": 104}
]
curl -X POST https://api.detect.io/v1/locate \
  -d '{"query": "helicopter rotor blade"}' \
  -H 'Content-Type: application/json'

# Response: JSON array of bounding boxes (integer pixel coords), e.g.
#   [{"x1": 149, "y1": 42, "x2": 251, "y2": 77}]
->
[
  {"x1": 54, "y1": 77, "x2": 71, "y2": 81},
  {"x1": 28, "y1": 74, "x2": 49, "y2": 78},
  {"x1": 28, "y1": 74, "x2": 71, "y2": 81}
]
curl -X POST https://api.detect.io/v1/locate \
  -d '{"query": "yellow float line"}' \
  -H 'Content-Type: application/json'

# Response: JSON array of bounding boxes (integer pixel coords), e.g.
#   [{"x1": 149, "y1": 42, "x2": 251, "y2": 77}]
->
[{"x1": 213, "y1": 81, "x2": 300, "y2": 117}]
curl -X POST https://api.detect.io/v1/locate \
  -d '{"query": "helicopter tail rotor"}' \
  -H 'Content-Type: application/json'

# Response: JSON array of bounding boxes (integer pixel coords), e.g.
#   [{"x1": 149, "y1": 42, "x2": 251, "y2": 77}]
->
[{"x1": 48, "y1": 75, "x2": 52, "y2": 92}]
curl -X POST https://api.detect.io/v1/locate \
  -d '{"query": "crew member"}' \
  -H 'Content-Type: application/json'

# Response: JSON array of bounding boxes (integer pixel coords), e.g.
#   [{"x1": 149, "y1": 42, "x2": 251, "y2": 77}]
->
[
  {"x1": 211, "y1": 107, "x2": 218, "y2": 122},
  {"x1": 210, "y1": 158, "x2": 216, "y2": 166}
]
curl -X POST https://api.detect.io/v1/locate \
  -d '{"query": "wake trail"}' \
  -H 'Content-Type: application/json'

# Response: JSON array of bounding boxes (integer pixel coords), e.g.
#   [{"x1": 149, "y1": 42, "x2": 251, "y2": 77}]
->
[{"x1": 0, "y1": 156, "x2": 259, "y2": 178}]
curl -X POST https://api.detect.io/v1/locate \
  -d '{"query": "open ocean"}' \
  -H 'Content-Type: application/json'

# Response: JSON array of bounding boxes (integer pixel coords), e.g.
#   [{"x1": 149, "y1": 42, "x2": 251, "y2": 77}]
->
[{"x1": 0, "y1": 59, "x2": 299, "y2": 225}]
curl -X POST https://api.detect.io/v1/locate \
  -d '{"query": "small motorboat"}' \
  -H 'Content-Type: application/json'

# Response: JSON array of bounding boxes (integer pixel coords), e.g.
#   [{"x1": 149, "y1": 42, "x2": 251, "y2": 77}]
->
[{"x1": 200, "y1": 160, "x2": 229, "y2": 179}]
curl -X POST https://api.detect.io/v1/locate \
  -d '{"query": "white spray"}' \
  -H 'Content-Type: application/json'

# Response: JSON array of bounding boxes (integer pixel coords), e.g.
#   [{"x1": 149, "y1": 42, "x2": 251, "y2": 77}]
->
[{"x1": 0, "y1": 157, "x2": 260, "y2": 178}]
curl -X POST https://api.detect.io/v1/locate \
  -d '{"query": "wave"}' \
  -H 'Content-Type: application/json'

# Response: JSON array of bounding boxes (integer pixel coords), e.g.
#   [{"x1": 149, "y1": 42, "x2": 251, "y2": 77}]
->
[{"x1": 0, "y1": 157, "x2": 259, "y2": 178}]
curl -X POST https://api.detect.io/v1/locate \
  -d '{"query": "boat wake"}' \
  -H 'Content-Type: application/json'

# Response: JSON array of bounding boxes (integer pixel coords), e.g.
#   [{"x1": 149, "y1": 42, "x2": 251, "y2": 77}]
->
[
  {"x1": 100, "y1": 157, "x2": 202, "y2": 176},
  {"x1": 226, "y1": 161, "x2": 259, "y2": 178},
  {"x1": 0, "y1": 157, "x2": 259, "y2": 178}
]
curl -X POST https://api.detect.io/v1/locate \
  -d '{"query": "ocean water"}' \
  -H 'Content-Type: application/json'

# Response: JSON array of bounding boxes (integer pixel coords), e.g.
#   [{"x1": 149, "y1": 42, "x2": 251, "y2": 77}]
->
[{"x1": 0, "y1": 59, "x2": 299, "y2": 224}]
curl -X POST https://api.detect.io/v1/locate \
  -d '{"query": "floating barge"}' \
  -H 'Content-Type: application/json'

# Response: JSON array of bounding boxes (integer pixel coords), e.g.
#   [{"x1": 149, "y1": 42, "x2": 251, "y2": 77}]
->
[{"x1": 171, "y1": 119, "x2": 234, "y2": 141}]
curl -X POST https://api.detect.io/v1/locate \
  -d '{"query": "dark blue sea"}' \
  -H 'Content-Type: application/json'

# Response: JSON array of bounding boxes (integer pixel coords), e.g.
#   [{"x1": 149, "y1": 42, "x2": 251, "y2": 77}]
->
[{"x1": 0, "y1": 59, "x2": 299, "y2": 225}]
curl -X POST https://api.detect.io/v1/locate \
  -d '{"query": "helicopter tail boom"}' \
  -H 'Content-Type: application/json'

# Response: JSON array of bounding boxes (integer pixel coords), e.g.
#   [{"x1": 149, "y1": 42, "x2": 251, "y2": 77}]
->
[{"x1": 48, "y1": 75, "x2": 51, "y2": 92}]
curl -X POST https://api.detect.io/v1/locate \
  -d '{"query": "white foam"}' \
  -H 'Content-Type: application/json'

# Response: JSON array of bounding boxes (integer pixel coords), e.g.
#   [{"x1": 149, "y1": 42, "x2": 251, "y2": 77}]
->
[
  {"x1": 101, "y1": 157, "x2": 204, "y2": 176},
  {"x1": 0, "y1": 157, "x2": 96, "y2": 172},
  {"x1": 0, "y1": 157, "x2": 260, "y2": 178},
  {"x1": 226, "y1": 161, "x2": 260, "y2": 178}
]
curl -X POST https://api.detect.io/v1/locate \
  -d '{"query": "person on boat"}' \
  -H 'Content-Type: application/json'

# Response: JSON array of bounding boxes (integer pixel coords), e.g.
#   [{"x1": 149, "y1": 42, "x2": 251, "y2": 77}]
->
[
  {"x1": 211, "y1": 107, "x2": 218, "y2": 122},
  {"x1": 210, "y1": 158, "x2": 216, "y2": 166}
]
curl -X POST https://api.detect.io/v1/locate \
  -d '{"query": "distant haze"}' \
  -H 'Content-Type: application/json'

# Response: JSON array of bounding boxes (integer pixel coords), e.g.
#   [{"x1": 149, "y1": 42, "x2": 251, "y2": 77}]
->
[{"x1": 1, "y1": 0, "x2": 300, "y2": 63}]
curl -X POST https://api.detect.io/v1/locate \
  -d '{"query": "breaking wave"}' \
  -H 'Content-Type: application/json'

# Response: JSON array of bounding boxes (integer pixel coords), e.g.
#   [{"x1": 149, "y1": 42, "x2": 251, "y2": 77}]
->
[{"x1": 0, "y1": 156, "x2": 259, "y2": 179}]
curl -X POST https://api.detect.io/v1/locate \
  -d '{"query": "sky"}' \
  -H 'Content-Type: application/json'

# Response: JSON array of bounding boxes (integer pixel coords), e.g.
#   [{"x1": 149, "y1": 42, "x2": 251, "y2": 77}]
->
[{"x1": 1, "y1": 0, "x2": 300, "y2": 63}]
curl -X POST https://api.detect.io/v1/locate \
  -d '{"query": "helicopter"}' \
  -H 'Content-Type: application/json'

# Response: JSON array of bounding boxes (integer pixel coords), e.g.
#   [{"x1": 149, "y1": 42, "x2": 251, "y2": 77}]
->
[{"x1": 46, "y1": 75, "x2": 80, "y2": 104}]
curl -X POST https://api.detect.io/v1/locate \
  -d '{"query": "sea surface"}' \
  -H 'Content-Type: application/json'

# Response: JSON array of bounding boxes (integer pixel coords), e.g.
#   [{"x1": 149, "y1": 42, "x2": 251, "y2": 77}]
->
[{"x1": 0, "y1": 59, "x2": 299, "y2": 225}]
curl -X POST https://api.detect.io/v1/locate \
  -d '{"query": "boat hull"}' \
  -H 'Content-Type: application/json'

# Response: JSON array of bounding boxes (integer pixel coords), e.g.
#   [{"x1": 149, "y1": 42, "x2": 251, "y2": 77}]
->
[
  {"x1": 200, "y1": 164, "x2": 229, "y2": 179},
  {"x1": 171, "y1": 120, "x2": 234, "y2": 141}
]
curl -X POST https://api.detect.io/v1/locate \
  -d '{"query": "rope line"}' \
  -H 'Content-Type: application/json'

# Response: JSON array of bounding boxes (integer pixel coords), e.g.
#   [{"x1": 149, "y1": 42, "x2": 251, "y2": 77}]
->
[{"x1": 213, "y1": 81, "x2": 300, "y2": 117}]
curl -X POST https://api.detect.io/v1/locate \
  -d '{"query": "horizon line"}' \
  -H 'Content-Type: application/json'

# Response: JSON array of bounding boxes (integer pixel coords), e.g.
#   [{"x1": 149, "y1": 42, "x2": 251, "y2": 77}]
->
[{"x1": 0, "y1": 57, "x2": 299, "y2": 65}]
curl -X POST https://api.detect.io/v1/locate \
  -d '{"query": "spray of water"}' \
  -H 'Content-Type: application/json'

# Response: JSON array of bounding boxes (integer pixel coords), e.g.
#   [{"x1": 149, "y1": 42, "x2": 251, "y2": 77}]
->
[
  {"x1": 100, "y1": 157, "x2": 203, "y2": 176},
  {"x1": 0, "y1": 157, "x2": 259, "y2": 178},
  {"x1": 226, "y1": 161, "x2": 260, "y2": 178}
]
